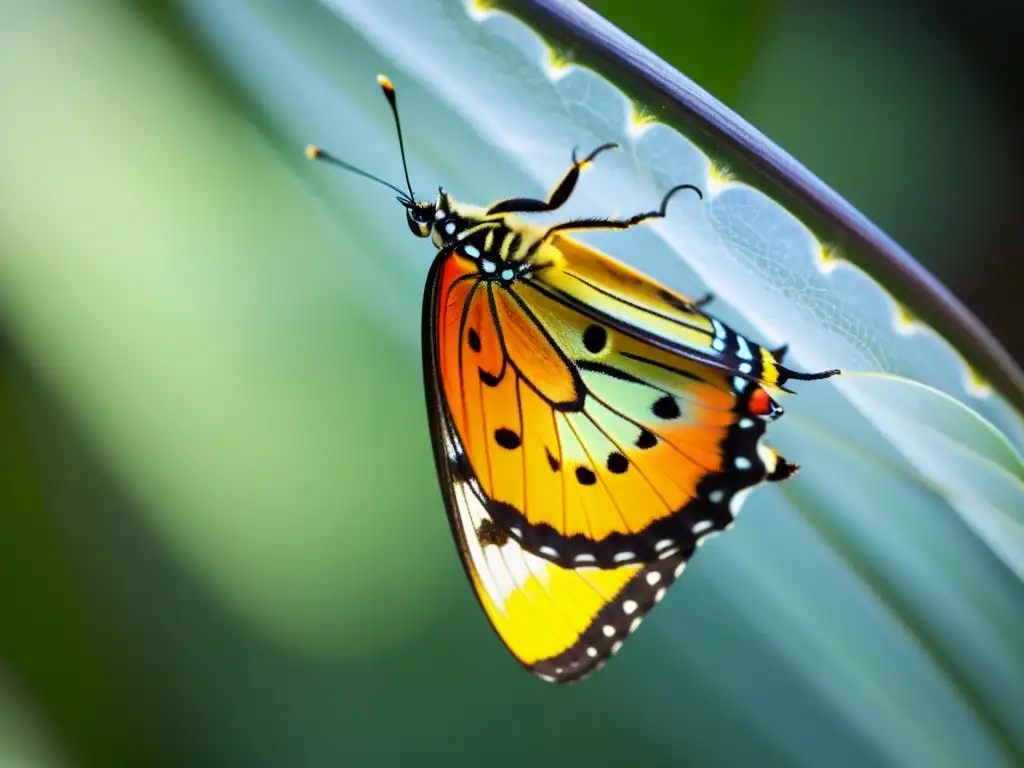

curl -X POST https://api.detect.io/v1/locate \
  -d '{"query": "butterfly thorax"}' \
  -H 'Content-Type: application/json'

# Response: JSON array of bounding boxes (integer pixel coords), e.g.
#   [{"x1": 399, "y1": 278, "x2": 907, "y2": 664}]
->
[{"x1": 421, "y1": 194, "x2": 554, "y2": 286}]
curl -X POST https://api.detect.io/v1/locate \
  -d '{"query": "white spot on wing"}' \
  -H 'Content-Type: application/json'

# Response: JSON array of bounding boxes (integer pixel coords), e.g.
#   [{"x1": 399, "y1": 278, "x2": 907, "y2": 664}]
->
[
  {"x1": 443, "y1": 432, "x2": 459, "y2": 462},
  {"x1": 729, "y1": 487, "x2": 755, "y2": 516},
  {"x1": 736, "y1": 335, "x2": 753, "y2": 360}
]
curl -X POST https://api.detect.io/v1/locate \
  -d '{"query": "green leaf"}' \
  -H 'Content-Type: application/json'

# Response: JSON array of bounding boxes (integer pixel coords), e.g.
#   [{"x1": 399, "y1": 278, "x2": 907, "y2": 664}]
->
[{"x1": 2, "y1": 0, "x2": 1022, "y2": 765}]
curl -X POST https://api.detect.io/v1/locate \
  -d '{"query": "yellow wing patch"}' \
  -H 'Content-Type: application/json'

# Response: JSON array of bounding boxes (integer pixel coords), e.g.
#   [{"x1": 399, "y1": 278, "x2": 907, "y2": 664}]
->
[{"x1": 443, "y1": 427, "x2": 687, "y2": 683}]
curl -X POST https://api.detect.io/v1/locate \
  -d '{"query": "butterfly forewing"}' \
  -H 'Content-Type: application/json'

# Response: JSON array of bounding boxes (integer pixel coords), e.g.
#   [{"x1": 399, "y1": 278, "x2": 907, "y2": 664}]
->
[
  {"x1": 430, "y1": 239, "x2": 783, "y2": 572},
  {"x1": 423, "y1": 238, "x2": 789, "y2": 682}
]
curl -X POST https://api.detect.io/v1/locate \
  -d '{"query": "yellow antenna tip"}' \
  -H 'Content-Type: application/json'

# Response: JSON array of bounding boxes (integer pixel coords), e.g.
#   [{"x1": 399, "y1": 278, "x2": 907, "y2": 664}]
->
[
  {"x1": 305, "y1": 144, "x2": 321, "y2": 160},
  {"x1": 377, "y1": 74, "x2": 394, "y2": 92}
]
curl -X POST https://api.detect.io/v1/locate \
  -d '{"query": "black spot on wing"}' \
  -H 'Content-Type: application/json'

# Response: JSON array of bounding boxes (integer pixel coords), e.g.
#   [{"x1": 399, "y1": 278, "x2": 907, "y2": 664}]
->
[
  {"x1": 635, "y1": 429, "x2": 657, "y2": 449},
  {"x1": 606, "y1": 452, "x2": 628, "y2": 474},
  {"x1": 477, "y1": 517, "x2": 510, "y2": 547},
  {"x1": 546, "y1": 447, "x2": 561, "y2": 472},
  {"x1": 494, "y1": 428, "x2": 521, "y2": 450},
  {"x1": 575, "y1": 466, "x2": 597, "y2": 486},
  {"x1": 582, "y1": 324, "x2": 608, "y2": 354},
  {"x1": 652, "y1": 395, "x2": 680, "y2": 419}
]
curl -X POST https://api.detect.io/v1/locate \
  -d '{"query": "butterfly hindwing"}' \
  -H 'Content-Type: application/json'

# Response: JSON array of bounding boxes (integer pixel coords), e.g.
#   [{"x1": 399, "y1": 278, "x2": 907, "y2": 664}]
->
[
  {"x1": 425, "y1": 329, "x2": 688, "y2": 682},
  {"x1": 445, "y1": 445, "x2": 688, "y2": 684}
]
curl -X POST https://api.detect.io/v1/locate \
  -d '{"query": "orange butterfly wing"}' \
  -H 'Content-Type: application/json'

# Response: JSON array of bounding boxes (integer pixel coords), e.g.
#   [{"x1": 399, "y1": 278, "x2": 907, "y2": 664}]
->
[
  {"x1": 428, "y1": 243, "x2": 789, "y2": 572},
  {"x1": 425, "y1": 261, "x2": 687, "y2": 681}
]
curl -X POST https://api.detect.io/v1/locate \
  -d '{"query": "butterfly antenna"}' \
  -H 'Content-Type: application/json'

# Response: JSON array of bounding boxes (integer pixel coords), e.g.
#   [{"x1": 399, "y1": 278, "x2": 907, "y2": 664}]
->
[
  {"x1": 304, "y1": 144, "x2": 411, "y2": 202},
  {"x1": 377, "y1": 74, "x2": 416, "y2": 203}
]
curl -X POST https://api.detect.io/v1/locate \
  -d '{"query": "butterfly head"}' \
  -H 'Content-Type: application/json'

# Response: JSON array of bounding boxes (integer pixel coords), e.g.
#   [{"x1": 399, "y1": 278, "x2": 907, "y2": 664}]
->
[
  {"x1": 403, "y1": 198, "x2": 435, "y2": 238},
  {"x1": 306, "y1": 74, "x2": 439, "y2": 237}
]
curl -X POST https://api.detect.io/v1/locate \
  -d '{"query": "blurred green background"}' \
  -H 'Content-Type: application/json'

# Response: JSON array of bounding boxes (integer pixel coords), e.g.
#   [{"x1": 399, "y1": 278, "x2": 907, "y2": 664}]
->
[{"x1": 1, "y1": 1, "x2": 1022, "y2": 766}]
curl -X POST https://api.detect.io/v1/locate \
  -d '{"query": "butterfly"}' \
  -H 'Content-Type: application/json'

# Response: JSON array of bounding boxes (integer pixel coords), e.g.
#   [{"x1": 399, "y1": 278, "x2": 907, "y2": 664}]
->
[{"x1": 306, "y1": 75, "x2": 839, "y2": 683}]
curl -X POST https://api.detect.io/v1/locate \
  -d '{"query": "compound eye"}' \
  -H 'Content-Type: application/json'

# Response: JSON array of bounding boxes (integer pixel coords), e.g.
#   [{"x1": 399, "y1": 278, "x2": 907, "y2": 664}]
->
[{"x1": 406, "y1": 209, "x2": 430, "y2": 237}]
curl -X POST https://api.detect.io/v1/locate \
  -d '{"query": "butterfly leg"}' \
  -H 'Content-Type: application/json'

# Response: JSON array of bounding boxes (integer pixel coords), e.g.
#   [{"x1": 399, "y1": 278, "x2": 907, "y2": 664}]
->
[
  {"x1": 692, "y1": 292, "x2": 714, "y2": 308},
  {"x1": 767, "y1": 342, "x2": 840, "y2": 386},
  {"x1": 540, "y1": 183, "x2": 703, "y2": 240},
  {"x1": 486, "y1": 143, "x2": 619, "y2": 215}
]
